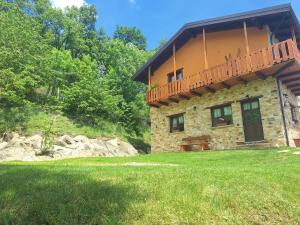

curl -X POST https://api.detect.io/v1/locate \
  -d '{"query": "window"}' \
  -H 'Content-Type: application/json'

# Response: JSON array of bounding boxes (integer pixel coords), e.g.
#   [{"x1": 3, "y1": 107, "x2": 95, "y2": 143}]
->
[
  {"x1": 170, "y1": 114, "x2": 184, "y2": 133},
  {"x1": 290, "y1": 104, "x2": 298, "y2": 123},
  {"x1": 168, "y1": 69, "x2": 183, "y2": 83},
  {"x1": 211, "y1": 105, "x2": 233, "y2": 127}
]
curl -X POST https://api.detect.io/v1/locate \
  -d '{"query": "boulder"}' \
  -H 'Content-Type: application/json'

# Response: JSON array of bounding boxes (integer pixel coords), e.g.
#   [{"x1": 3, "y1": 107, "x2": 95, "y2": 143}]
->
[
  {"x1": 0, "y1": 133, "x2": 139, "y2": 162},
  {"x1": 57, "y1": 135, "x2": 75, "y2": 147},
  {"x1": 73, "y1": 135, "x2": 89, "y2": 143},
  {"x1": 118, "y1": 140, "x2": 138, "y2": 155},
  {"x1": 0, "y1": 142, "x2": 8, "y2": 151},
  {"x1": 22, "y1": 134, "x2": 42, "y2": 149}
]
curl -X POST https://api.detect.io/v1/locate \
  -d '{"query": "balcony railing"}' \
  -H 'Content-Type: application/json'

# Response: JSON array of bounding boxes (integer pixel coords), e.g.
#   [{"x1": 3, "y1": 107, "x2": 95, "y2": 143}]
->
[{"x1": 147, "y1": 39, "x2": 300, "y2": 105}]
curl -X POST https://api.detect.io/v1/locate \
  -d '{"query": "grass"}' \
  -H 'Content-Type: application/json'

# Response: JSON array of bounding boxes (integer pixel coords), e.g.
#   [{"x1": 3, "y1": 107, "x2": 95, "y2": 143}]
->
[
  {"x1": 0, "y1": 149, "x2": 299, "y2": 224},
  {"x1": 26, "y1": 111, "x2": 128, "y2": 139}
]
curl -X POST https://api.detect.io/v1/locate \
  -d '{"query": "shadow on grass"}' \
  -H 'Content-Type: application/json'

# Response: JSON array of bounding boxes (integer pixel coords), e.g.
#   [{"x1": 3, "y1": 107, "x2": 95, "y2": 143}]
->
[{"x1": 0, "y1": 165, "x2": 145, "y2": 225}]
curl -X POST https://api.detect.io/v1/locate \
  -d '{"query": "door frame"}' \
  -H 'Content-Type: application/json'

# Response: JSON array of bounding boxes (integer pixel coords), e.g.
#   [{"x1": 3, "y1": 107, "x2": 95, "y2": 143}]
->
[{"x1": 240, "y1": 98, "x2": 264, "y2": 142}]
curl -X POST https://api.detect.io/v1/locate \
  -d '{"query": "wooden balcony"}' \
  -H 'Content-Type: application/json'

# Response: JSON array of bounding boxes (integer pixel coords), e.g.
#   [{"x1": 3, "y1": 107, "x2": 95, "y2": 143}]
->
[{"x1": 147, "y1": 39, "x2": 300, "y2": 107}]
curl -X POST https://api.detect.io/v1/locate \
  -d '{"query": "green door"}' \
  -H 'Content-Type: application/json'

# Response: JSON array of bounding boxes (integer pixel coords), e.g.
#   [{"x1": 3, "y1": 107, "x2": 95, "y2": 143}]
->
[{"x1": 241, "y1": 99, "x2": 264, "y2": 142}]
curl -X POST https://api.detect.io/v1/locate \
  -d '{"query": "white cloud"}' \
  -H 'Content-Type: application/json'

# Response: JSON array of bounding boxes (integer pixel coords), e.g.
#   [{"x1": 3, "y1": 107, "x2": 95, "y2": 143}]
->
[{"x1": 51, "y1": 0, "x2": 87, "y2": 9}]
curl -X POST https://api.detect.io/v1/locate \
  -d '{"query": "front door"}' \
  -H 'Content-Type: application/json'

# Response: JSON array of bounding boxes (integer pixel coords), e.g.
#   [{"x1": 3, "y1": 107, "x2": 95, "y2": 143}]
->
[{"x1": 241, "y1": 99, "x2": 264, "y2": 142}]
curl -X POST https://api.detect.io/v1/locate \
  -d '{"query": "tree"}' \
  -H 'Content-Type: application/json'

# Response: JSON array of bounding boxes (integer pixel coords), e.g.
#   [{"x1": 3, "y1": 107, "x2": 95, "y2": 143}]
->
[
  {"x1": 113, "y1": 25, "x2": 147, "y2": 50},
  {"x1": 0, "y1": 0, "x2": 153, "y2": 137},
  {"x1": 0, "y1": 3, "x2": 48, "y2": 107}
]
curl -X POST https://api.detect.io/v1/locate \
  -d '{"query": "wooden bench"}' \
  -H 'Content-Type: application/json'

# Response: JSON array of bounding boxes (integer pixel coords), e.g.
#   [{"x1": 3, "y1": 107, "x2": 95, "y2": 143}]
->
[{"x1": 180, "y1": 135, "x2": 211, "y2": 151}]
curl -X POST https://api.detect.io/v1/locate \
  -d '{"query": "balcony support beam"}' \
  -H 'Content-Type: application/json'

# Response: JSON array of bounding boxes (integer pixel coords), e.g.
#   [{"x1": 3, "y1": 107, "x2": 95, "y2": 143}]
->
[
  {"x1": 190, "y1": 90, "x2": 202, "y2": 97},
  {"x1": 221, "y1": 82, "x2": 231, "y2": 89},
  {"x1": 203, "y1": 28, "x2": 208, "y2": 69},
  {"x1": 158, "y1": 101, "x2": 169, "y2": 106},
  {"x1": 206, "y1": 87, "x2": 216, "y2": 93},
  {"x1": 282, "y1": 77, "x2": 300, "y2": 84},
  {"x1": 291, "y1": 88, "x2": 300, "y2": 93},
  {"x1": 273, "y1": 61, "x2": 294, "y2": 77},
  {"x1": 280, "y1": 70, "x2": 300, "y2": 80},
  {"x1": 287, "y1": 79, "x2": 300, "y2": 89},
  {"x1": 149, "y1": 104, "x2": 160, "y2": 108},
  {"x1": 255, "y1": 72, "x2": 267, "y2": 80},
  {"x1": 236, "y1": 77, "x2": 248, "y2": 84},
  {"x1": 179, "y1": 93, "x2": 190, "y2": 100},
  {"x1": 169, "y1": 97, "x2": 179, "y2": 103}
]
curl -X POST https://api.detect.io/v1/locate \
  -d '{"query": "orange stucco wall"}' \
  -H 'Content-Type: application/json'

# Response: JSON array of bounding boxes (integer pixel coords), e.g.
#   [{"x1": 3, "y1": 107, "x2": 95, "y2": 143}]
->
[{"x1": 150, "y1": 26, "x2": 270, "y2": 87}]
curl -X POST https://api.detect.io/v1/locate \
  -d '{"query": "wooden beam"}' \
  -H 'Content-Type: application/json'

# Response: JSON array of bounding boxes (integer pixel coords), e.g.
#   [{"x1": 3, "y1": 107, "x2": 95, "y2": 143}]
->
[
  {"x1": 236, "y1": 95, "x2": 263, "y2": 103},
  {"x1": 255, "y1": 72, "x2": 267, "y2": 80},
  {"x1": 149, "y1": 104, "x2": 160, "y2": 108},
  {"x1": 287, "y1": 83, "x2": 300, "y2": 89},
  {"x1": 291, "y1": 25, "x2": 297, "y2": 45},
  {"x1": 148, "y1": 66, "x2": 151, "y2": 90},
  {"x1": 273, "y1": 61, "x2": 294, "y2": 77},
  {"x1": 158, "y1": 101, "x2": 169, "y2": 106},
  {"x1": 190, "y1": 90, "x2": 202, "y2": 97},
  {"x1": 243, "y1": 21, "x2": 250, "y2": 55},
  {"x1": 236, "y1": 77, "x2": 247, "y2": 84},
  {"x1": 179, "y1": 94, "x2": 190, "y2": 100},
  {"x1": 205, "y1": 87, "x2": 216, "y2": 93},
  {"x1": 291, "y1": 88, "x2": 300, "y2": 93},
  {"x1": 279, "y1": 70, "x2": 300, "y2": 80},
  {"x1": 203, "y1": 28, "x2": 208, "y2": 69},
  {"x1": 221, "y1": 82, "x2": 231, "y2": 89},
  {"x1": 173, "y1": 43, "x2": 177, "y2": 81},
  {"x1": 282, "y1": 77, "x2": 300, "y2": 84},
  {"x1": 205, "y1": 101, "x2": 234, "y2": 109},
  {"x1": 168, "y1": 97, "x2": 179, "y2": 103}
]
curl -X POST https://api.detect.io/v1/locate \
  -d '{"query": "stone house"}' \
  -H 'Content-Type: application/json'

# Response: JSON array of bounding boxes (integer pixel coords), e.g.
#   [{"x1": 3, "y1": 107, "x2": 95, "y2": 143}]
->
[{"x1": 133, "y1": 4, "x2": 300, "y2": 151}]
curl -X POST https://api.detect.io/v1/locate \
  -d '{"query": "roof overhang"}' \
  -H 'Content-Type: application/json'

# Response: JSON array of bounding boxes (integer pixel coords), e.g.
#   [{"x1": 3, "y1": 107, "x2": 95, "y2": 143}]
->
[{"x1": 133, "y1": 4, "x2": 300, "y2": 83}]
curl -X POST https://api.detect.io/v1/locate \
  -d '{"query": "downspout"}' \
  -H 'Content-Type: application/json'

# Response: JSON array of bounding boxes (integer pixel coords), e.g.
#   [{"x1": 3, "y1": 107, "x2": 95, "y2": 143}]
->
[{"x1": 276, "y1": 78, "x2": 290, "y2": 146}]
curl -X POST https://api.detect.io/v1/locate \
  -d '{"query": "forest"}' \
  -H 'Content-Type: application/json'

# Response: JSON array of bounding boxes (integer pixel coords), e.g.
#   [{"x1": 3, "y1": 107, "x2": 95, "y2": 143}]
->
[{"x1": 0, "y1": 0, "x2": 155, "y2": 148}]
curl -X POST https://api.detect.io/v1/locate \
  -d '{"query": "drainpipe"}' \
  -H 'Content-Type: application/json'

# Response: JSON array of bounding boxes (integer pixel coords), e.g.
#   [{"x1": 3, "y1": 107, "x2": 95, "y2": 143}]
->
[{"x1": 276, "y1": 78, "x2": 289, "y2": 146}]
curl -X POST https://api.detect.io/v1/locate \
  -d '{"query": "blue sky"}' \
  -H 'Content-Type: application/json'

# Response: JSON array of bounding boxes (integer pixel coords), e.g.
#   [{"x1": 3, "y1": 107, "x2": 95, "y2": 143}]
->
[{"x1": 54, "y1": 0, "x2": 300, "y2": 50}]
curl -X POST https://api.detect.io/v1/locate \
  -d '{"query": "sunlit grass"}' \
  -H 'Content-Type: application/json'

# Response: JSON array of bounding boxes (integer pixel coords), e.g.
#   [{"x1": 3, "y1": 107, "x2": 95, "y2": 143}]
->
[{"x1": 0, "y1": 149, "x2": 299, "y2": 224}]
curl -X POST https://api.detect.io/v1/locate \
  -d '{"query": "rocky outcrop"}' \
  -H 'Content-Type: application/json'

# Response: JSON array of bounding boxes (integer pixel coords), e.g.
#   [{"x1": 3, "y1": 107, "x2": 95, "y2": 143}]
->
[{"x1": 0, "y1": 133, "x2": 138, "y2": 162}]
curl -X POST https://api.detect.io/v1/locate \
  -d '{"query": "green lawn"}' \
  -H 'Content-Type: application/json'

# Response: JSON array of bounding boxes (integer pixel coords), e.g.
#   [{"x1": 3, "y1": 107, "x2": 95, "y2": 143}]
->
[{"x1": 0, "y1": 150, "x2": 299, "y2": 225}]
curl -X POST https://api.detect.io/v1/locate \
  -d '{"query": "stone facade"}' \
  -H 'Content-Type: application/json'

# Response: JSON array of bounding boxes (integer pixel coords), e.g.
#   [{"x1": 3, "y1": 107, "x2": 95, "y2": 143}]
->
[{"x1": 150, "y1": 77, "x2": 300, "y2": 152}]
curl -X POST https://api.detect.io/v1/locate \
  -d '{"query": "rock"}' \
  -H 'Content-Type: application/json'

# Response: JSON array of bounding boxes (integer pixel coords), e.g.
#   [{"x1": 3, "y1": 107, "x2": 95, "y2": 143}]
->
[
  {"x1": 73, "y1": 135, "x2": 89, "y2": 143},
  {"x1": 118, "y1": 140, "x2": 138, "y2": 155},
  {"x1": 0, "y1": 133, "x2": 139, "y2": 162},
  {"x1": 0, "y1": 142, "x2": 8, "y2": 151},
  {"x1": 107, "y1": 138, "x2": 119, "y2": 147},
  {"x1": 22, "y1": 134, "x2": 42, "y2": 149},
  {"x1": 57, "y1": 135, "x2": 75, "y2": 147},
  {"x1": 3, "y1": 132, "x2": 19, "y2": 142}
]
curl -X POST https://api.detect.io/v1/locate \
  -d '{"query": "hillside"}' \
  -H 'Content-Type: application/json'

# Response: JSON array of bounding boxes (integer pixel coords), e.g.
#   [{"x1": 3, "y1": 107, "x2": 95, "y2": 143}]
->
[{"x1": 0, "y1": 1, "x2": 153, "y2": 149}]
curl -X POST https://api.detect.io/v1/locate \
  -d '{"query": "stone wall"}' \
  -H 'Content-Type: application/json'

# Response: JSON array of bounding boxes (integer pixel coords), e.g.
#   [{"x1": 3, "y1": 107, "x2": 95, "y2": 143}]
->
[
  {"x1": 150, "y1": 77, "x2": 291, "y2": 152},
  {"x1": 279, "y1": 81, "x2": 300, "y2": 147}
]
